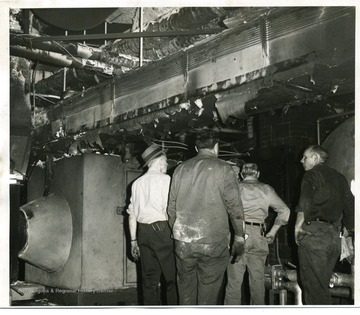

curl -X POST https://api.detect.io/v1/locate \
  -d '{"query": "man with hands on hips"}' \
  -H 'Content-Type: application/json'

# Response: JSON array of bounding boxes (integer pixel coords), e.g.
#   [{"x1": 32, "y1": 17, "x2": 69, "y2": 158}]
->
[{"x1": 224, "y1": 163, "x2": 290, "y2": 305}]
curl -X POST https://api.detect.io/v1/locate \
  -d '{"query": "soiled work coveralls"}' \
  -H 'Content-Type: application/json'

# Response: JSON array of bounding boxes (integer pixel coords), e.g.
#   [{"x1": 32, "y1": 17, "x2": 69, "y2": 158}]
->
[{"x1": 168, "y1": 150, "x2": 245, "y2": 305}]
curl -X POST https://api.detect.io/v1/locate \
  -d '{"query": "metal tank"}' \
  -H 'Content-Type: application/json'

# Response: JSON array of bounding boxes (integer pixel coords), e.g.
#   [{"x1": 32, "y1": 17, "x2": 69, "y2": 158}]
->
[{"x1": 321, "y1": 116, "x2": 355, "y2": 189}]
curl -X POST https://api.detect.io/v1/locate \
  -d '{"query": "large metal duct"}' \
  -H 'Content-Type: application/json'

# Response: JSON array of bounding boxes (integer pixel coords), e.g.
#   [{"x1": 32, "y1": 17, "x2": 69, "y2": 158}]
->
[
  {"x1": 321, "y1": 116, "x2": 354, "y2": 187},
  {"x1": 18, "y1": 192, "x2": 73, "y2": 273}
]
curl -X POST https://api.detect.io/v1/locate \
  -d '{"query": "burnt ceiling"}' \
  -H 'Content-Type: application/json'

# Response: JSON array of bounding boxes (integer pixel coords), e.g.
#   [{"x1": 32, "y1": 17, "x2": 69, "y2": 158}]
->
[{"x1": 9, "y1": 6, "x2": 355, "y2": 171}]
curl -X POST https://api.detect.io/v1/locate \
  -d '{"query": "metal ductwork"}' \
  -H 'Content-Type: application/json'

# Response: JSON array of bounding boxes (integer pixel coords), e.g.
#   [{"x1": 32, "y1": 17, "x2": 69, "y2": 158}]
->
[
  {"x1": 321, "y1": 116, "x2": 355, "y2": 187},
  {"x1": 18, "y1": 192, "x2": 73, "y2": 273}
]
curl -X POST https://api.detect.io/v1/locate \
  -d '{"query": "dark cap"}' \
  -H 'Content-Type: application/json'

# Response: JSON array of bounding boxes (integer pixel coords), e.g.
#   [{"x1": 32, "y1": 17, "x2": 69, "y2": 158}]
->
[
  {"x1": 241, "y1": 163, "x2": 259, "y2": 176},
  {"x1": 141, "y1": 143, "x2": 167, "y2": 166}
]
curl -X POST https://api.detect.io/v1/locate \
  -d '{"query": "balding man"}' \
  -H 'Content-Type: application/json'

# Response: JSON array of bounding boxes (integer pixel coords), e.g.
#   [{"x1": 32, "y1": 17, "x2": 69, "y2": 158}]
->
[{"x1": 295, "y1": 145, "x2": 354, "y2": 305}]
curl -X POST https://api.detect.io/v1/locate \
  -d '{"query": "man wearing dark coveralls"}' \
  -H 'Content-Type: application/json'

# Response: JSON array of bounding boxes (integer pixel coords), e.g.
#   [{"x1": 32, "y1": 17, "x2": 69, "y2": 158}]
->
[
  {"x1": 167, "y1": 129, "x2": 246, "y2": 305},
  {"x1": 127, "y1": 143, "x2": 178, "y2": 305},
  {"x1": 295, "y1": 145, "x2": 354, "y2": 305}
]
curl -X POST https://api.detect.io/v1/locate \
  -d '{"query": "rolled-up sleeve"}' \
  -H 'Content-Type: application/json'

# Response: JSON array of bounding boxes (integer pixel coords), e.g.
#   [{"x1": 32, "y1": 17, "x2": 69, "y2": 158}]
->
[
  {"x1": 267, "y1": 186, "x2": 290, "y2": 225},
  {"x1": 223, "y1": 165, "x2": 245, "y2": 236},
  {"x1": 126, "y1": 182, "x2": 138, "y2": 219}
]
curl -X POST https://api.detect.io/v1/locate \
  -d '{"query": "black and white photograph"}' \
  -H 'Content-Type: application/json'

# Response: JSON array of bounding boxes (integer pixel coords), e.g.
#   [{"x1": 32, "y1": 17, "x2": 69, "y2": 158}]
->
[{"x1": 0, "y1": 0, "x2": 358, "y2": 311}]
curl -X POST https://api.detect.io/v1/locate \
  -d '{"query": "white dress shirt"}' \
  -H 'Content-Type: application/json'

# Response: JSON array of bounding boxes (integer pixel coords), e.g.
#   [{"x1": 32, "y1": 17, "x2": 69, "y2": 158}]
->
[{"x1": 127, "y1": 170, "x2": 171, "y2": 224}]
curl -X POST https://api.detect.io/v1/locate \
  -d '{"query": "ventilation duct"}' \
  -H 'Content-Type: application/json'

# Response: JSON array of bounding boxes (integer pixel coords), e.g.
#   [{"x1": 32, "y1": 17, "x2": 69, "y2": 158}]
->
[{"x1": 19, "y1": 192, "x2": 73, "y2": 273}]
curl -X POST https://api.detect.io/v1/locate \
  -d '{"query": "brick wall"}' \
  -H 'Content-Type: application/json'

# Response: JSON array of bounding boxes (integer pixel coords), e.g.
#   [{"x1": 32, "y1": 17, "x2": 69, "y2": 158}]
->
[
  {"x1": 257, "y1": 105, "x2": 319, "y2": 149},
  {"x1": 252, "y1": 104, "x2": 327, "y2": 267}
]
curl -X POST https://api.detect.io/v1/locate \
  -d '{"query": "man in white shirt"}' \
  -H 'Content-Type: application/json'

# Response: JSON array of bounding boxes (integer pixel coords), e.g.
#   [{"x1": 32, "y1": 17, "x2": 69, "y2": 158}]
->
[{"x1": 127, "y1": 143, "x2": 177, "y2": 305}]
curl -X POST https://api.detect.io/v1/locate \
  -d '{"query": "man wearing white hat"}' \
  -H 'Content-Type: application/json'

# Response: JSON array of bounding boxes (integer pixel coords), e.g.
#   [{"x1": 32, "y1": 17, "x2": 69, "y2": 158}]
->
[{"x1": 127, "y1": 143, "x2": 177, "y2": 305}]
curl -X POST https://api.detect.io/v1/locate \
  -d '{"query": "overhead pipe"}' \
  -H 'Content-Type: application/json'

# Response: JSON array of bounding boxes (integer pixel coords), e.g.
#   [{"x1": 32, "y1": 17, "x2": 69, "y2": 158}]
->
[
  {"x1": 11, "y1": 33, "x2": 143, "y2": 69},
  {"x1": 139, "y1": 7, "x2": 143, "y2": 68},
  {"x1": 10, "y1": 45, "x2": 114, "y2": 75}
]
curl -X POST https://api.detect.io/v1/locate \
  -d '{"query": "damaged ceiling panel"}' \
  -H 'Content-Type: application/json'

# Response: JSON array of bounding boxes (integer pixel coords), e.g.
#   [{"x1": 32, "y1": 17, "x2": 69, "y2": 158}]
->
[{"x1": 9, "y1": 6, "x2": 355, "y2": 167}]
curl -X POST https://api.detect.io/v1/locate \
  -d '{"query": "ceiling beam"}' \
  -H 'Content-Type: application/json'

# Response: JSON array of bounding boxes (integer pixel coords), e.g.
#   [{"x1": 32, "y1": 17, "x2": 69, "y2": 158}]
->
[
  {"x1": 26, "y1": 28, "x2": 224, "y2": 42},
  {"x1": 30, "y1": 7, "x2": 355, "y2": 152}
]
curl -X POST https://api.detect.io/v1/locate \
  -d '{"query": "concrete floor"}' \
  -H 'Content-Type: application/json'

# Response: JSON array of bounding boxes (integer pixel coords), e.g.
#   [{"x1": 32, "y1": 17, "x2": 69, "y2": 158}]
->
[
  {"x1": 10, "y1": 282, "x2": 353, "y2": 306},
  {"x1": 11, "y1": 287, "x2": 139, "y2": 307}
]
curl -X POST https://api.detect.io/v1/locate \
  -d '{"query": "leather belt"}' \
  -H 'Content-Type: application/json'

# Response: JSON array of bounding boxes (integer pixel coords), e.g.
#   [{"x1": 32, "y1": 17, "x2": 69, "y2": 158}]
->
[
  {"x1": 139, "y1": 221, "x2": 168, "y2": 231},
  {"x1": 245, "y1": 221, "x2": 264, "y2": 227},
  {"x1": 305, "y1": 218, "x2": 334, "y2": 226}
]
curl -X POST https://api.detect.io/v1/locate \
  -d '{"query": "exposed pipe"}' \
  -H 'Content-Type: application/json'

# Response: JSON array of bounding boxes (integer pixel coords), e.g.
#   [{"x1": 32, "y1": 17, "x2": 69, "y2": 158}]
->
[
  {"x1": 62, "y1": 67, "x2": 67, "y2": 96},
  {"x1": 31, "y1": 61, "x2": 38, "y2": 121},
  {"x1": 104, "y1": 22, "x2": 107, "y2": 46},
  {"x1": 278, "y1": 280, "x2": 302, "y2": 305},
  {"x1": 275, "y1": 268, "x2": 297, "y2": 282},
  {"x1": 10, "y1": 45, "x2": 114, "y2": 75},
  {"x1": 278, "y1": 289, "x2": 287, "y2": 305},
  {"x1": 330, "y1": 286, "x2": 352, "y2": 299},
  {"x1": 278, "y1": 267, "x2": 354, "y2": 291},
  {"x1": 329, "y1": 272, "x2": 354, "y2": 289},
  {"x1": 286, "y1": 261, "x2": 297, "y2": 269},
  {"x1": 139, "y1": 7, "x2": 143, "y2": 68},
  {"x1": 268, "y1": 258, "x2": 355, "y2": 305},
  {"x1": 11, "y1": 33, "x2": 143, "y2": 69}
]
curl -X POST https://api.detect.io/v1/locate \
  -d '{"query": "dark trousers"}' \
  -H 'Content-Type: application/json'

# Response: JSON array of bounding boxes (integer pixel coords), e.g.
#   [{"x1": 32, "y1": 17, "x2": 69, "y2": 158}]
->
[
  {"x1": 174, "y1": 238, "x2": 229, "y2": 305},
  {"x1": 298, "y1": 221, "x2": 341, "y2": 305},
  {"x1": 138, "y1": 222, "x2": 178, "y2": 305}
]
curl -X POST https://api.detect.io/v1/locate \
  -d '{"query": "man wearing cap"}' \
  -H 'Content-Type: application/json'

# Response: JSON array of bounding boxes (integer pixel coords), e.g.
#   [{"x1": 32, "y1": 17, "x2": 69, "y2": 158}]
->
[
  {"x1": 224, "y1": 163, "x2": 290, "y2": 305},
  {"x1": 167, "y1": 129, "x2": 246, "y2": 305},
  {"x1": 127, "y1": 143, "x2": 177, "y2": 305}
]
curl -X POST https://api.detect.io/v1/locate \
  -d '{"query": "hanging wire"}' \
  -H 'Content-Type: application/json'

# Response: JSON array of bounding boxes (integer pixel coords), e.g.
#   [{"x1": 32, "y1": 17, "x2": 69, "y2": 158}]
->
[{"x1": 152, "y1": 139, "x2": 189, "y2": 150}]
